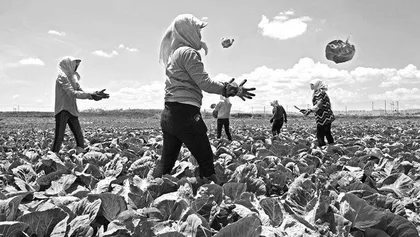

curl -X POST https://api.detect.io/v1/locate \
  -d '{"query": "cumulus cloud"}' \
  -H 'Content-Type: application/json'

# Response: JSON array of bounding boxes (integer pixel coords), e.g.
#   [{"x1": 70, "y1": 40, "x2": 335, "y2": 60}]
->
[
  {"x1": 203, "y1": 58, "x2": 420, "y2": 112},
  {"x1": 19, "y1": 58, "x2": 45, "y2": 66},
  {"x1": 92, "y1": 50, "x2": 118, "y2": 58},
  {"x1": 107, "y1": 81, "x2": 165, "y2": 109},
  {"x1": 12, "y1": 94, "x2": 20, "y2": 100},
  {"x1": 258, "y1": 10, "x2": 312, "y2": 40},
  {"x1": 349, "y1": 64, "x2": 420, "y2": 88},
  {"x1": 201, "y1": 16, "x2": 208, "y2": 21},
  {"x1": 80, "y1": 58, "x2": 420, "y2": 112},
  {"x1": 369, "y1": 88, "x2": 420, "y2": 101},
  {"x1": 48, "y1": 30, "x2": 66, "y2": 36},
  {"x1": 118, "y1": 44, "x2": 138, "y2": 52}
]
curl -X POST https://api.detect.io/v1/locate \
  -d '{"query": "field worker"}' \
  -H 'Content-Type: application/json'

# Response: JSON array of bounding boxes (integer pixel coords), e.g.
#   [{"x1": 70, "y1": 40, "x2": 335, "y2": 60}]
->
[
  {"x1": 303, "y1": 79, "x2": 335, "y2": 147},
  {"x1": 269, "y1": 100, "x2": 287, "y2": 136},
  {"x1": 155, "y1": 14, "x2": 255, "y2": 183},
  {"x1": 52, "y1": 56, "x2": 109, "y2": 154},
  {"x1": 214, "y1": 96, "x2": 232, "y2": 141}
]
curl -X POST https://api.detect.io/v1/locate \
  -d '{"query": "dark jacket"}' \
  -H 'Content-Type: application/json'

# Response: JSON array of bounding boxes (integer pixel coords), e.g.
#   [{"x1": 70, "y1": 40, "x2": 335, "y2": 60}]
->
[{"x1": 271, "y1": 105, "x2": 287, "y2": 122}]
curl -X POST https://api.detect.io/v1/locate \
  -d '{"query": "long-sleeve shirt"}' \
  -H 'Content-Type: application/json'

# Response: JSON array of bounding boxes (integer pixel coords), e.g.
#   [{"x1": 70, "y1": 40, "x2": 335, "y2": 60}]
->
[
  {"x1": 312, "y1": 89, "x2": 335, "y2": 125},
  {"x1": 164, "y1": 46, "x2": 225, "y2": 108},
  {"x1": 271, "y1": 105, "x2": 287, "y2": 122},
  {"x1": 215, "y1": 101, "x2": 232, "y2": 119},
  {"x1": 54, "y1": 75, "x2": 92, "y2": 117}
]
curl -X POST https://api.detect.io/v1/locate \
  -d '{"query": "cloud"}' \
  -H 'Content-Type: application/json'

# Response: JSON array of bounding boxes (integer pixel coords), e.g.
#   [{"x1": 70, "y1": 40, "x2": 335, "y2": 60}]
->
[
  {"x1": 258, "y1": 10, "x2": 312, "y2": 40},
  {"x1": 19, "y1": 58, "x2": 45, "y2": 66},
  {"x1": 79, "y1": 58, "x2": 420, "y2": 112},
  {"x1": 92, "y1": 50, "x2": 118, "y2": 58},
  {"x1": 369, "y1": 88, "x2": 420, "y2": 101},
  {"x1": 12, "y1": 94, "x2": 19, "y2": 100},
  {"x1": 201, "y1": 16, "x2": 208, "y2": 21},
  {"x1": 118, "y1": 44, "x2": 138, "y2": 52},
  {"x1": 202, "y1": 58, "x2": 420, "y2": 112},
  {"x1": 349, "y1": 64, "x2": 420, "y2": 87},
  {"x1": 48, "y1": 30, "x2": 66, "y2": 36},
  {"x1": 81, "y1": 81, "x2": 165, "y2": 110}
]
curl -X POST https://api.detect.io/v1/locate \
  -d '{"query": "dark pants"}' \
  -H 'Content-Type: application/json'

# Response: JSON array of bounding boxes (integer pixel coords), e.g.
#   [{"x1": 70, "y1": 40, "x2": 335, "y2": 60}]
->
[
  {"x1": 316, "y1": 123, "x2": 334, "y2": 147},
  {"x1": 154, "y1": 102, "x2": 215, "y2": 178},
  {"x1": 51, "y1": 110, "x2": 84, "y2": 152},
  {"x1": 272, "y1": 119, "x2": 284, "y2": 135},
  {"x1": 217, "y1": 118, "x2": 232, "y2": 141}
]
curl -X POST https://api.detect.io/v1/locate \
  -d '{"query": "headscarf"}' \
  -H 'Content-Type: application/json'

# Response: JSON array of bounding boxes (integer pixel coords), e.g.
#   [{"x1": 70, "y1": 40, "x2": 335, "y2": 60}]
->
[
  {"x1": 270, "y1": 100, "x2": 279, "y2": 106},
  {"x1": 58, "y1": 56, "x2": 81, "y2": 81},
  {"x1": 310, "y1": 79, "x2": 328, "y2": 91},
  {"x1": 159, "y1": 14, "x2": 208, "y2": 67}
]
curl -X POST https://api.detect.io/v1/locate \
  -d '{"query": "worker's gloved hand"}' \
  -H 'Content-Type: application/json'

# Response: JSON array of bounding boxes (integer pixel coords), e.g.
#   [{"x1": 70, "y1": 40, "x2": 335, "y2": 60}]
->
[
  {"x1": 91, "y1": 93, "x2": 103, "y2": 101},
  {"x1": 224, "y1": 78, "x2": 256, "y2": 101},
  {"x1": 303, "y1": 109, "x2": 312, "y2": 116},
  {"x1": 94, "y1": 89, "x2": 110, "y2": 99},
  {"x1": 270, "y1": 118, "x2": 274, "y2": 123}
]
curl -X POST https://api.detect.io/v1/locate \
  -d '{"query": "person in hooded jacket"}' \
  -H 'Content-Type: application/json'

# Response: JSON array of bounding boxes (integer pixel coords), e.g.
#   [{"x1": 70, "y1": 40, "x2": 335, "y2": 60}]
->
[
  {"x1": 269, "y1": 100, "x2": 287, "y2": 136},
  {"x1": 155, "y1": 14, "x2": 255, "y2": 183},
  {"x1": 214, "y1": 96, "x2": 232, "y2": 141},
  {"x1": 52, "y1": 56, "x2": 109, "y2": 154},
  {"x1": 304, "y1": 79, "x2": 335, "y2": 147}
]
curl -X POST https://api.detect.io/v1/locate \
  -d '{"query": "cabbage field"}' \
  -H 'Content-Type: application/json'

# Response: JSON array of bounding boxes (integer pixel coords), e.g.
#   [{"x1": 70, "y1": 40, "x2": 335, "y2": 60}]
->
[{"x1": 0, "y1": 114, "x2": 420, "y2": 237}]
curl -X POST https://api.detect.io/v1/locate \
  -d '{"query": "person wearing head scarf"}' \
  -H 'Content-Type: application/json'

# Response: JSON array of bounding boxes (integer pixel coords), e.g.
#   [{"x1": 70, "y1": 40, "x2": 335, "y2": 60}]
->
[
  {"x1": 52, "y1": 56, "x2": 109, "y2": 154},
  {"x1": 155, "y1": 14, "x2": 256, "y2": 183},
  {"x1": 269, "y1": 100, "x2": 287, "y2": 136},
  {"x1": 214, "y1": 96, "x2": 232, "y2": 141},
  {"x1": 304, "y1": 79, "x2": 335, "y2": 147}
]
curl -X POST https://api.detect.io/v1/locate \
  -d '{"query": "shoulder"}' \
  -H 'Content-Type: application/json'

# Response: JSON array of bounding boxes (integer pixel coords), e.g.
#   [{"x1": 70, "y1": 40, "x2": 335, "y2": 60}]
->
[
  {"x1": 177, "y1": 46, "x2": 200, "y2": 58},
  {"x1": 314, "y1": 89, "x2": 327, "y2": 97},
  {"x1": 172, "y1": 46, "x2": 202, "y2": 66},
  {"x1": 57, "y1": 74, "x2": 69, "y2": 82}
]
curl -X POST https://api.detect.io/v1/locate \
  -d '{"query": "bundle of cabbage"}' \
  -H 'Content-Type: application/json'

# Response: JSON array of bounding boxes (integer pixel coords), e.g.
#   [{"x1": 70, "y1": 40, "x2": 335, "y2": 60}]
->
[
  {"x1": 221, "y1": 38, "x2": 234, "y2": 48},
  {"x1": 325, "y1": 38, "x2": 355, "y2": 64}
]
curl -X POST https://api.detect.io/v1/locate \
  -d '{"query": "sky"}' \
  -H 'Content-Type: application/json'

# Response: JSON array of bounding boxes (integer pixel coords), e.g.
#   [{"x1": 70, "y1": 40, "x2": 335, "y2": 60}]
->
[{"x1": 1, "y1": 0, "x2": 420, "y2": 113}]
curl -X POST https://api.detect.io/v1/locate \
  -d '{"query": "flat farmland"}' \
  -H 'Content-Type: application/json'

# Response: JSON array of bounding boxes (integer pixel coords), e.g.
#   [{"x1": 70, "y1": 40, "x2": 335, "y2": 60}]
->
[{"x1": 1, "y1": 111, "x2": 420, "y2": 236}]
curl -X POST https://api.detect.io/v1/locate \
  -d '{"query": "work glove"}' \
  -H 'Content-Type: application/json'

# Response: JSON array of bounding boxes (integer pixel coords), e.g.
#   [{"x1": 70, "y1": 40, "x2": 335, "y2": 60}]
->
[
  {"x1": 270, "y1": 118, "x2": 273, "y2": 123},
  {"x1": 91, "y1": 93, "x2": 103, "y2": 101},
  {"x1": 223, "y1": 78, "x2": 256, "y2": 101},
  {"x1": 90, "y1": 89, "x2": 110, "y2": 101},
  {"x1": 95, "y1": 89, "x2": 110, "y2": 99},
  {"x1": 302, "y1": 109, "x2": 312, "y2": 116}
]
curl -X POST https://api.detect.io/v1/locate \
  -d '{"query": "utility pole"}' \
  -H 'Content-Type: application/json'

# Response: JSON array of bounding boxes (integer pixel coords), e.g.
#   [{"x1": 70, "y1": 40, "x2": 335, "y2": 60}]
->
[
  {"x1": 390, "y1": 102, "x2": 394, "y2": 114},
  {"x1": 384, "y1": 100, "x2": 386, "y2": 114},
  {"x1": 397, "y1": 101, "x2": 399, "y2": 113},
  {"x1": 372, "y1": 102, "x2": 374, "y2": 111}
]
